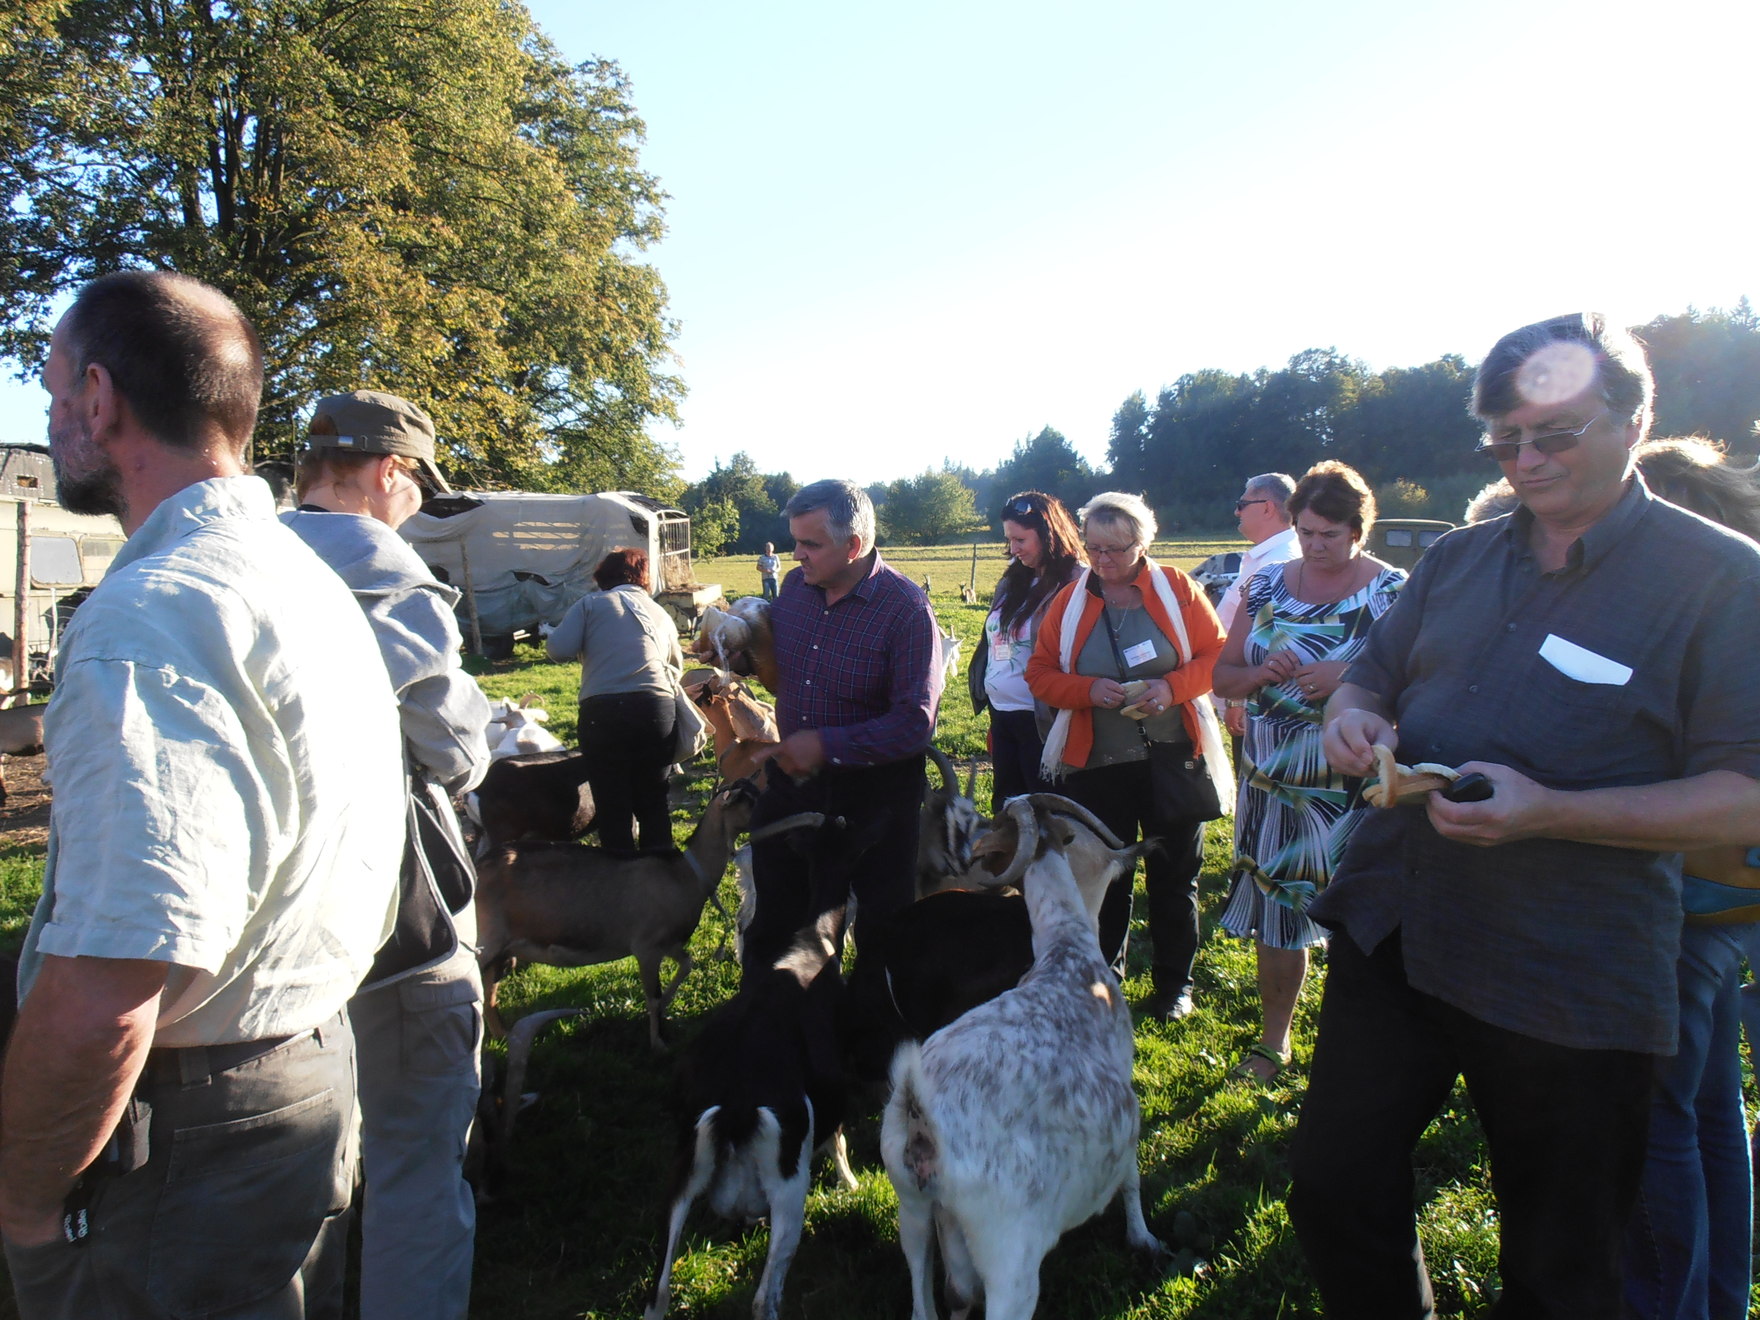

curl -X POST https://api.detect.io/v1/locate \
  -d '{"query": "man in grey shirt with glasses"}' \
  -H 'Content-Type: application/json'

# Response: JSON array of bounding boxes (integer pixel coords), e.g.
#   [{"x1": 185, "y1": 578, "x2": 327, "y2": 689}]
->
[{"x1": 1289, "y1": 312, "x2": 1760, "y2": 1318}]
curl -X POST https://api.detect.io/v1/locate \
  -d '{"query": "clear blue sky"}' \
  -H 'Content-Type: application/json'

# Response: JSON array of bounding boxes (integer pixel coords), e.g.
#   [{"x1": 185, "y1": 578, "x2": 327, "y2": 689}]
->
[{"x1": 3, "y1": 0, "x2": 1754, "y2": 487}]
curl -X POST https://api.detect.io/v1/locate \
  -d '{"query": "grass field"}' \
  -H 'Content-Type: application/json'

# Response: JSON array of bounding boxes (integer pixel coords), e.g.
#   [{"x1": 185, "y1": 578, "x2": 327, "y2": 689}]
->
[{"x1": 0, "y1": 537, "x2": 1748, "y2": 1318}]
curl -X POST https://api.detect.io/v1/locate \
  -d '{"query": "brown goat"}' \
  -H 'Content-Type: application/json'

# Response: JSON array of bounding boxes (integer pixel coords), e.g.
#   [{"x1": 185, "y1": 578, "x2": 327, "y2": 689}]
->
[
  {"x1": 0, "y1": 703, "x2": 45, "y2": 809},
  {"x1": 685, "y1": 669, "x2": 779, "y2": 783}
]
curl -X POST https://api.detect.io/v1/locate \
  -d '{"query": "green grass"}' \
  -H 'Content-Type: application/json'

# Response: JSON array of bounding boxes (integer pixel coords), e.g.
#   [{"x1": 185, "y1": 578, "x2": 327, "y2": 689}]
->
[{"x1": 8, "y1": 535, "x2": 1731, "y2": 1318}]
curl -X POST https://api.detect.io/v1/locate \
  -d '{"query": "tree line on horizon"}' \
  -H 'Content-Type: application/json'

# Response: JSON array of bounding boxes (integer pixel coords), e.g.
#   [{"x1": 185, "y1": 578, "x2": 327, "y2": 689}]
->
[{"x1": 684, "y1": 301, "x2": 1760, "y2": 554}]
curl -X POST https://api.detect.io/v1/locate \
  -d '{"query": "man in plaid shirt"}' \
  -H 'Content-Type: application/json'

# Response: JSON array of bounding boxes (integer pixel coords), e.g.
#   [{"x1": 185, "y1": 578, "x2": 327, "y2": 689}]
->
[{"x1": 743, "y1": 478, "x2": 943, "y2": 981}]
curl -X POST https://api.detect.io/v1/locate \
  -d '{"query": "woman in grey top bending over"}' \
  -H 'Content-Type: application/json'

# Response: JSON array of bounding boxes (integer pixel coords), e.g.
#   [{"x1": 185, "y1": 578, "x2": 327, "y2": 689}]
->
[{"x1": 547, "y1": 549, "x2": 684, "y2": 852}]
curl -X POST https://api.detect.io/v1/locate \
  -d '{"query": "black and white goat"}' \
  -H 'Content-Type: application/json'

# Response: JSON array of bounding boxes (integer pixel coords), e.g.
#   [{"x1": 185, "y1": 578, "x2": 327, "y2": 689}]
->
[
  {"x1": 644, "y1": 906, "x2": 857, "y2": 1320},
  {"x1": 880, "y1": 796, "x2": 1165, "y2": 1319}
]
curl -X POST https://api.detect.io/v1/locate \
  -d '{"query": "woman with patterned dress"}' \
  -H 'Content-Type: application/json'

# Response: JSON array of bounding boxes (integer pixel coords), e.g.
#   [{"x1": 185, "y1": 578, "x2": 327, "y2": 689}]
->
[{"x1": 1212, "y1": 461, "x2": 1403, "y2": 1084}]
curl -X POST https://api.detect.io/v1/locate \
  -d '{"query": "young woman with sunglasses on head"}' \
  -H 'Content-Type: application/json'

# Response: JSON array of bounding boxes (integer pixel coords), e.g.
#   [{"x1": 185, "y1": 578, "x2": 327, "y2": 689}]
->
[{"x1": 979, "y1": 491, "x2": 1085, "y2": 812}]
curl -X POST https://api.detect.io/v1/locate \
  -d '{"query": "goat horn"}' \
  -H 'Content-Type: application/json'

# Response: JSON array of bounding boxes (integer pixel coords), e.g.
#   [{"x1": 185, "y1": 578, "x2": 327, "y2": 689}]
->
[
  {"x1": 500, "y1": 1008, "x2": 589, "y2": 1145},
  {"x1": 963, "y1": 759, "x2": 978, "y2": 801},
  {"x1": 925, "y1": 745, "x2": 958, "y2": 796},
  {"x1": 1022, "y1": 793, "x2": 1129, "y2": 851},
  {"x1": 748, "y1": 811, "x2": 828, "y2": 843},
  {"x1": 980, "y1": 796, "x2": 1041, "y2": 889}
]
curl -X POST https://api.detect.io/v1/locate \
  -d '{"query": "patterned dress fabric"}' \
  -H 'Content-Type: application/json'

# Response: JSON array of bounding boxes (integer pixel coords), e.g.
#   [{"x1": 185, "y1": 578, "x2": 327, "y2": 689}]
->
[{"x1": 1220, "y1": 562, "x2": 1405, "y2": 949}]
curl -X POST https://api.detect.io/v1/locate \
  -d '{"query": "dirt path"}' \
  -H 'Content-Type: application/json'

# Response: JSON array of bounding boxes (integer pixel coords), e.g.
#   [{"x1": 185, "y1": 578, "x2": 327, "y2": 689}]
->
[{"x1": 0, "y1": 755, "x2": 49, "y2": 851}]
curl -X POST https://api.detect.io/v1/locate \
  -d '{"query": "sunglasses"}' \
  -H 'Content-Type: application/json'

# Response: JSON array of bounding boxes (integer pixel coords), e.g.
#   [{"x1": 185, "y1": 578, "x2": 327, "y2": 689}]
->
[
  {"x1": 1004, "y1": 497, "x2": 1038, "y2": 518},
  {"x1": 1476, "y1": 409, "x2": 1608, "y2": 462},
  {"x1": 1234, "y1": 498, "x2": 1268, "y2": 512}
]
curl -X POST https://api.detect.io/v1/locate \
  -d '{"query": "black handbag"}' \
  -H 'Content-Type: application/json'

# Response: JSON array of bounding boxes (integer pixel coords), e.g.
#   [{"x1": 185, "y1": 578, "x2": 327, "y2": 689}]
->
[
  {"x1": 1147, "y1": 739, "x2": 1223, "y2": 821},
  {"x1": 967, "y1": 630, "x2": 989, "y2": 716},
  {"x1": 361, "y1": 772, "x2": 475, "y2": 990}
]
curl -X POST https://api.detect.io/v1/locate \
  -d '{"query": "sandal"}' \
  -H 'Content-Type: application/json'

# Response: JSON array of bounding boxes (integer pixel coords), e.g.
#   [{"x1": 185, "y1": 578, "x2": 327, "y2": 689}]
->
[{"x1": 1227, "y1": 1043, "x2": 1290, "y2": 1087}]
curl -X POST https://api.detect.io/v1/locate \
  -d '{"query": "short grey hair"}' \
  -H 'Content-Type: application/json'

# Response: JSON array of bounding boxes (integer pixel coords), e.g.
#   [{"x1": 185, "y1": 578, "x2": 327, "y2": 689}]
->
[
  {"x1": 785, "y1": 478, "x2": 875, "y2": 554},
  {"x1": 1246, "y1": 472, "x2": 1296, "y2": 508},
  {"x1": 1078, "y1": 490, "x2": 1157, "y2": 552}
]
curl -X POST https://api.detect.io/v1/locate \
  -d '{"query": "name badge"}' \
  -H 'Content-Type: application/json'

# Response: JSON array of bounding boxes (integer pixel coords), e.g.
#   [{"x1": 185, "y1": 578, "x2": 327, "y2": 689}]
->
[
  {"x1": 991, "y1": 634, "x2": 1012, "y2": 662},
  {"x1": 1121, "y1": 639, "x2": 1158, "y2": 668}
]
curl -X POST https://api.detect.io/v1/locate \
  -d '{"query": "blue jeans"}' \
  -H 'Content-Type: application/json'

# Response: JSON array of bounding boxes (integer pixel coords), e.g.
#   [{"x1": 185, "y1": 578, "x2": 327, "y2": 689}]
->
[
  {"x1": 353, "y1": 950, "x2": 483, "y2": 1320},
  {"x1": 1623, "y1": 921, "x2": 1753, "y2": 1320}
]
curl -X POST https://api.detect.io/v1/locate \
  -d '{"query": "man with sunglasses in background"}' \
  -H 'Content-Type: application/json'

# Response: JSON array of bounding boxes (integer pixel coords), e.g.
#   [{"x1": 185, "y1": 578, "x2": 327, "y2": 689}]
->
[
  {"x1": 1288, "y1": 313, "x2": 1760, "y2": 1317},
  {"x1": 1215, "y1": 473, "x2": 1298, "y2": 739}
]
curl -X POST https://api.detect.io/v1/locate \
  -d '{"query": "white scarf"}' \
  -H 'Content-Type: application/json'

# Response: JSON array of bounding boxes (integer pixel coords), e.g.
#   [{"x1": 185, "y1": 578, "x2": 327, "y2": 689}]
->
[{"x1": 1038, "y1": 561, "x2": 1235, "y2": 816}]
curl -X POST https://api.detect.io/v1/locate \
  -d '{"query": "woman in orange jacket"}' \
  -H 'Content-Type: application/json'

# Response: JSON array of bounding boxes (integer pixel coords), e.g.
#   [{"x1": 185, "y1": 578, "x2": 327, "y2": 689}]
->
[{"x1": 1027, "y1": 491, "x2": 1230, "y2": 1022}]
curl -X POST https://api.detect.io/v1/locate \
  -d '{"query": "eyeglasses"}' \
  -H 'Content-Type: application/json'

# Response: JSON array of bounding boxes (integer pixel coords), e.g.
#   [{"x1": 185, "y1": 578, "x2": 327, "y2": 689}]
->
[
  {"x1": 1083, "y1": 543, "x2": 1135, "y2": 559},
  {"x1": 1476, "y1": 409, "x2": 1608, "y2": 462},
  {"x1": 1004, "y1": 497, "x2": 1037, "y2": 518},
  {"x1": 1234, "y1": 498, "x2": 1268, "y2": 512}
]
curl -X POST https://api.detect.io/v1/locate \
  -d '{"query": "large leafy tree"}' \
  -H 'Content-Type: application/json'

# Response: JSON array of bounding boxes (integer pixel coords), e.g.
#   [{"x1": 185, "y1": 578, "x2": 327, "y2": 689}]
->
[
  {"x1": 1, "y1": 0, "x2": 682, "y2": 493},
  {"x1": 1639, "y1": 302, "x2": 1760, "y2": 456},
  {"x1": 990, "y1": 427, "x2": 1096, "y2": 518},
  {"x1": 680, "y1": 451, "x2": 797, "y2": 554},
  {"x1": 881, "y1": 469, "x2": 984, "y2": 545},
  {"x1": 1106, "y1": 391, "x2": 1150, "y2": 494}
]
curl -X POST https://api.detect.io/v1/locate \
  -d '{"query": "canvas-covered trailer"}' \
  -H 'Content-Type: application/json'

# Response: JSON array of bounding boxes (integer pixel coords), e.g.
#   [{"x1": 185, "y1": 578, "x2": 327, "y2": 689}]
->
[
  {"x1": 398, "y1": 489, "x2": 720, "y2": 656},
  {"x1": 0, "y1": 445, "x2": 127, "y2": 692}
]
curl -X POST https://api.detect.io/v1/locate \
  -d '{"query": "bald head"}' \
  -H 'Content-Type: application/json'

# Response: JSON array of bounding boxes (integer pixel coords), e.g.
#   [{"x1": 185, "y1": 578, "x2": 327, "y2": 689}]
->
[{"x1": 59, "y1": 271, "x2": 264, "y2": 454}]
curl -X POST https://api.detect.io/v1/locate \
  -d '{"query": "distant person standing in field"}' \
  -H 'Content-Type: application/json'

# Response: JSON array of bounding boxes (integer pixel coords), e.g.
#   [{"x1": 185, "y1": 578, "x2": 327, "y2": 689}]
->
[
  {"x1": 757, "y1": 541, "x2": 781, "y2": 600},
  {"x1": 979, "y1": 490, "x2": 1084, "y2": 812},
  {"x1": 1216, "y1": 473, "x2": 1299, "y2": 740}
]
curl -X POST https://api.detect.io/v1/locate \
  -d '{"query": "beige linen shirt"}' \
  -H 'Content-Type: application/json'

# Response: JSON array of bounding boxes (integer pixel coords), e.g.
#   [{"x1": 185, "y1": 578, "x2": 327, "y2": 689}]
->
[{"x1": 19, "y1": 477, "x2": 404, "y2": 1047}]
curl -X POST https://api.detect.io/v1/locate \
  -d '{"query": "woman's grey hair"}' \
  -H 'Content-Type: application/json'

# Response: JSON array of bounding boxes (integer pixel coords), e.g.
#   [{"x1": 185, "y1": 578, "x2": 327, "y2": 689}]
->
[
  {"x1": 1077, "y1": 491, "x2": 1157, "y2": 553},
  {"x1": 785, "y1": 478, "x2": 875, "y2": 553}
]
